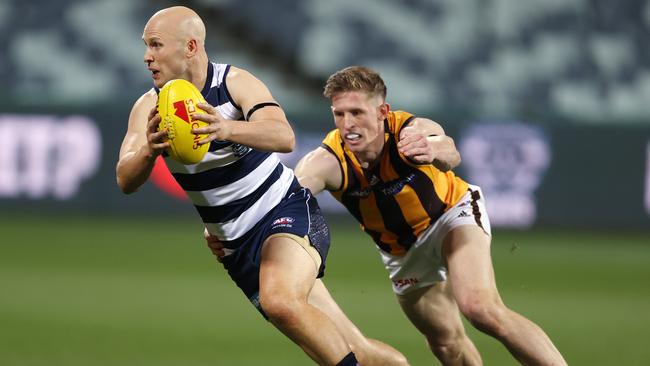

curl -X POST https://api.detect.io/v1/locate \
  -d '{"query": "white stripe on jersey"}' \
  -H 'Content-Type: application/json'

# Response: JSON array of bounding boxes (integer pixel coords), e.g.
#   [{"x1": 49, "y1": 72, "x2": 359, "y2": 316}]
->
[
  {"x1": 212, "y1": 61, "x2": 224, "y2": 89},
  {"x1": 186, "y1": 154, "x2": 280, "y2": 206},
  {"x1": 163, "y1": 61, "x2": 296, "y2": 242},
  {"x1": 204, "y1": 166, "x2": 295, "y2": 240},
  {"x1": 216, "y1": 102, "x2": 240, "y2": 120},
  {"x1": 165, "y1": 146, "x2": 243, "y2": 174}
]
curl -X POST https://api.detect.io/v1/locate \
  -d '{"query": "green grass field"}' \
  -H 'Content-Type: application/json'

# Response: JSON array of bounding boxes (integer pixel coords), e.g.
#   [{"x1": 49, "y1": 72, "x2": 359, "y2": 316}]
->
[{"x1": 1, "y1": 215, "x2": 649, "y2": 365}]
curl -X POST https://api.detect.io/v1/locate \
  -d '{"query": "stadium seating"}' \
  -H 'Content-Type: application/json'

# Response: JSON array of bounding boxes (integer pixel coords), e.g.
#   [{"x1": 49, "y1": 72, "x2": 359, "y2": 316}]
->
[{"x1": 1, "y1": 0, "x2": 649, "y2": 123}]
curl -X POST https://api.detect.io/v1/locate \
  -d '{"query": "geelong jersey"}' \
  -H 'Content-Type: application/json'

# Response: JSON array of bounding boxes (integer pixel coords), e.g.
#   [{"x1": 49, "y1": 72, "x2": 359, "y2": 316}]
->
[
  {"x1": 321, "y1": 110, "x2": 469, "y2": 256},
  {"x1": 158, "y1": 62, "x2": 295, "y2": 245}
]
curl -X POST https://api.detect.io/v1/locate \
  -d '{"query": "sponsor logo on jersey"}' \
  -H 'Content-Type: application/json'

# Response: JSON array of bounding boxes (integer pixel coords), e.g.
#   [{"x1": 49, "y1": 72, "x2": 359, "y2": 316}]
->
[
  {"x1": 380, "y1": 173, "x2": 415, "y2": 196},
  {"x1": 458, "y1": 210, "x2": 471, "y2": 218},
  {"x1": 393, "y1": 277, "x2": 419, "y2": 288},
  {"x1": 347, "y1": 173, "x2": 416, "y2": 198}
]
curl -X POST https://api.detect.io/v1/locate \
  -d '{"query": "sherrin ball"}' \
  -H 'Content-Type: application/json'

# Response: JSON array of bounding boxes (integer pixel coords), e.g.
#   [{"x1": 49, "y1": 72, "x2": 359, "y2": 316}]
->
[{"x1": 157, "y1": 79, "x2": 210, "y2": 164}]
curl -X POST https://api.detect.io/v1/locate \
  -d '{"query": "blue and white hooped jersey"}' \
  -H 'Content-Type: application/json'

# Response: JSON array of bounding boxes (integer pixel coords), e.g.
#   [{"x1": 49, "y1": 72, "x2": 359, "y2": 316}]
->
[{"x1": 157, "y1": 62, "x2": 295, "y2": 243}]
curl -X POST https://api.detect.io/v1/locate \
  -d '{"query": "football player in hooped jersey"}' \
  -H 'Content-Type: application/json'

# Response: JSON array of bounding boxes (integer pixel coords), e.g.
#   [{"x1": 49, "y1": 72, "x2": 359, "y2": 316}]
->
[
  {"x1": 290, "y1": 66, "x2": 566, "y2": 366},
  {"x1": 116, "y1": 6, "x2": 407, "y2": 366}
]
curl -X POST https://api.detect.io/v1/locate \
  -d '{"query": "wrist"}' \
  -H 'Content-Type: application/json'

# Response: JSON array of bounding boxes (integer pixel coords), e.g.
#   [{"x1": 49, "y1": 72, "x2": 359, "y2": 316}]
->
[
  {"x1": 220, "y1": 119, "x2": 233, "y2": 141},
  {"x1": 141, "y1": 144, "x2": 161, "y2": 162}
]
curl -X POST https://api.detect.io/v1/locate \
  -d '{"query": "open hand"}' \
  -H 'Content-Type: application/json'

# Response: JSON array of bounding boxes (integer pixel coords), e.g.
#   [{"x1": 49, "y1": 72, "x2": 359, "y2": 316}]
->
[{"x1": 192, "y1": 102, "x2": 232, "y2": 145}]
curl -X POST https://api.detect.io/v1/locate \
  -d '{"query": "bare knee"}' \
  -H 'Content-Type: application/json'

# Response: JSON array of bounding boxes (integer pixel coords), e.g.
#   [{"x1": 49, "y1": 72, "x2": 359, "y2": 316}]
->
[
  {"x1": 260, "y1": 295, "x2": 302, "y2": 327},
  {"x1": 458, "y1": 297, "x2": 508, "y2": 338},
  {"x1": 426, "y1": 331, "x2": 466, "y2": 362}
]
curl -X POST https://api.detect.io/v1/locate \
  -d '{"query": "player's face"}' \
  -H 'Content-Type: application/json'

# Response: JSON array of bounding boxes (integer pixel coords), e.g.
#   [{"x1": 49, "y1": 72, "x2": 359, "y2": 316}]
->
[
  {"x1": 331, "y1": 91, "x2": 389, "y2": 155},
  {"x1": 142, "y1": 26, "x2": 187, "y2": 88}
]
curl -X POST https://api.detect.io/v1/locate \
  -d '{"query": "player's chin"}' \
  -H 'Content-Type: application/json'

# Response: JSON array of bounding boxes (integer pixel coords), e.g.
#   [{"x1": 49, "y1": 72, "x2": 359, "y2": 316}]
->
[
  {"x1": 344, "y1": 139, "x2": 364, "y2": 150},
  {"x1": 345, "y1": 144, "x2": 364, "y2": 154},
  {"x1": 152, "y1": 74, "x2": 169, "y2": 88},
  {"x1": 153, "y1": 79, "x2": 166, "y2": 89}
]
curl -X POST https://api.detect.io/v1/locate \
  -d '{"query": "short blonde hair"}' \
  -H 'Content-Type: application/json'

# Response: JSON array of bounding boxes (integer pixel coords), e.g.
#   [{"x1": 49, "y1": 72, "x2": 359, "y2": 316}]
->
[{"x1": 323, "y1": 66, "x2": 387, "y2": 100}]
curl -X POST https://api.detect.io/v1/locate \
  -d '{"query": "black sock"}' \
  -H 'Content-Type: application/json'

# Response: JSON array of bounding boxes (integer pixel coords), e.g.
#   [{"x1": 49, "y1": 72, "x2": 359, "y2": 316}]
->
[{"x1": 336, "y1": 352, "x2": 359, "y2": 366}]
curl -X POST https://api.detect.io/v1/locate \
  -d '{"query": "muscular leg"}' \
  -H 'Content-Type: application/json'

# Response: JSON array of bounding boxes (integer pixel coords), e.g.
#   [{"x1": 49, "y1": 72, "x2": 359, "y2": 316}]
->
[
  {"x1": 397, "y1": 281, "x2": 482, "y2": 365},
  {"x1": 443, "y1": 225, "x2": 567, "y2": 366},
  {"x1": 309, "y1": 279, "x2": 410, "y2": 366},
  {"x1": 259, "y1": 235, "x2": 352, "y2": 365}
]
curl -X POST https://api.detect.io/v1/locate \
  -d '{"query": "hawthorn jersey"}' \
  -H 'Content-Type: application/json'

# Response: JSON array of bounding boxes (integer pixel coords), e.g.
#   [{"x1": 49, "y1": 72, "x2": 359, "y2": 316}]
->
[
  {"x1": 156, "y1": 62, "x2": 295, "y2": 246},
  {"x1": 321, "y1": 110, "x2": 469, "y2": 256}
]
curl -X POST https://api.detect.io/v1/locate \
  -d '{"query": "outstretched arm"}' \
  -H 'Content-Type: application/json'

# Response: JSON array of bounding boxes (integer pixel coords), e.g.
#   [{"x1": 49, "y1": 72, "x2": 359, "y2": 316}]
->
[
  {"x1": 192, "y1": 67, "x2": 295, "y2": 153},
  {"x1": 116, "y1": 90, "x2": 167, "y2": 194},
  {"x1": 294, "y1": 146, "x2": 343, "y2": 195},
  {"x1": 397, "y1": 117, "x2": 461, "y2": 171}
]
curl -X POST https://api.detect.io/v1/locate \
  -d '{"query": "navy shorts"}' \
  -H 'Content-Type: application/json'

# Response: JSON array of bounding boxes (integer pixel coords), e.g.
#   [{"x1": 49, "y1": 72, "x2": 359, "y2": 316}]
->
[{"x1": 219, "y1": 181, "x2": 331, "y2": 315}]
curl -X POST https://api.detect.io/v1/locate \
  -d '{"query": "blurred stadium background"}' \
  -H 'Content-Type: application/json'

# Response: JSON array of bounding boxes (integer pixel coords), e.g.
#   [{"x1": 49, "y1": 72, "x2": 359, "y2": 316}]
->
[{"x1": 1, "y1": 0, "x2": 649, "y2": 365}]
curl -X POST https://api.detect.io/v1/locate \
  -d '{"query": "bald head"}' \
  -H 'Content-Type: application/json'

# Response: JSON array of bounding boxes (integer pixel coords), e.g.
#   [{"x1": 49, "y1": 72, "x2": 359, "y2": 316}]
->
[
  {"x1": 142, "y1": 6, "x2": 210, "y2": 88},
  {"x1": 144, "y1": 6, "x2": 206, "y2": 47}
]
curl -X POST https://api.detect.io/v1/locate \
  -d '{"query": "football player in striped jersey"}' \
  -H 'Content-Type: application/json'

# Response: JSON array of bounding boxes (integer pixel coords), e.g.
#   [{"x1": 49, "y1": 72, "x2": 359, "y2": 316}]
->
[
  {"x1": 117, "y1": 7, "x2": 407, "y2": 366},
  {"x1": 290, "y1": 66, "x2": 566, "y2": 366}
]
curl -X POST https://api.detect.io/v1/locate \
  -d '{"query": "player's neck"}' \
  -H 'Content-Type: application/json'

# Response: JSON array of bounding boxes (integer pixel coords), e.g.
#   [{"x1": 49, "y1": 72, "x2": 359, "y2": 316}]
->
[
  {"x1": 187, "y1": 55, "x2": 209, "y2": 92},
  {"x1": 355, "y1": 138, "x2": 384, "y2": 169}
]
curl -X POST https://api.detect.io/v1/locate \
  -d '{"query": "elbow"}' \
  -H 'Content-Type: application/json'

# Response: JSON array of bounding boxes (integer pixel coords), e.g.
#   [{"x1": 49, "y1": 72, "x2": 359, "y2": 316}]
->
[
  {"x1": 453, "y1": 139, "x2": 462, "y2": 168},
  {"x1": 444, "y1": 154, "x2": 462, "y2": 172},
  {"x1": 446, "y1": 138, "x2": 462, "y2": 170},
  {"x1": 434, "y1": 161, "x2": 452, "y2": 172},
  {"x1": 278, "y1": 130, "x2": 296, "y2": 153},
  {"x1": 121, "y1": 186, "x2": 137, "y2": 195},
  {"x1": 116, "y1": 166, "x2": 128, "y2": 194},
  {"x1": 286, "y1": 135, "x2": 296, "y2": 152},
  {"x1": 433, "y1": 153, "x2": 461, "y2": 172},
  {"x1": 451, "y1": 152, "x2": 461, "y2": 170},
  {"x1": 116, "y1": 176, "x2": 138, "y2": 194},
  {"x1": 116, "y1": 166, "x2": 139, "y2": 194},
  {"x1": 115, "y1": 154, "x2": 151, "y2": 194}
]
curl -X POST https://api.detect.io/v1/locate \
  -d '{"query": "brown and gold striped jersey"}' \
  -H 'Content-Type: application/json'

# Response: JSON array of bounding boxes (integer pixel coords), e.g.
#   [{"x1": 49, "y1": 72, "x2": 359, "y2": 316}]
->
[{"x1": 321, "y1": 110, "x2": 469, "y2": 256}]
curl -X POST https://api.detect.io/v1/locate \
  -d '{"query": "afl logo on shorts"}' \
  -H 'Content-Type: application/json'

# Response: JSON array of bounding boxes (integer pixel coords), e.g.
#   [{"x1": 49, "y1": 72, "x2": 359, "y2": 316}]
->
[{"x1": 272, "y1": 217, "x2": 295, "y2": 228}]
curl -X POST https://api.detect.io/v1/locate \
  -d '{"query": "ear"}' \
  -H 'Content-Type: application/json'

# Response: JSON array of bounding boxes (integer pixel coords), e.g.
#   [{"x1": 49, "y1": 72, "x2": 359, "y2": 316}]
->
[
  {"x1": 378, "y1": 102, "x2": 391, "y2": 121},
  {"x1": 186, "y1": 39, "x2": 198, "y2": 57}
]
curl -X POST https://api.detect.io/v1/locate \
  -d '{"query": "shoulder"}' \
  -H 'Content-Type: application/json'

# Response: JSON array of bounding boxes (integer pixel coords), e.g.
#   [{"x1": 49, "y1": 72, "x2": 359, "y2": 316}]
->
[
  {"x1": 128, "y1": 88, "x2": 157, "y2": 122},
  {"x1": 321, "y1": 129, "x2": 343, "y2": 150},
  {"x1": 223, "y1": 66, "x2": 275, "y2": 108},
  {"x1": 297, "y1": 146, "x2": 344, "y2": 192},
  {"x1": 131, "y1": 89, "x2": 157, "y2": 113},
  {"x1": 309, "y1": 145, "x2": 341, "y2": 165},
  {"x1": 224, "y1": 66, "x2": 262, "y2": 87}
]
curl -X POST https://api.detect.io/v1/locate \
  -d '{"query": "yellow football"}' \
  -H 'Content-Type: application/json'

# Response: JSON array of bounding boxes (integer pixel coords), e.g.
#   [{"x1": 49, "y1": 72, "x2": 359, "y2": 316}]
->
[{"x1": 157, "y1": 79, "x2": 210, "y2": 164}]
